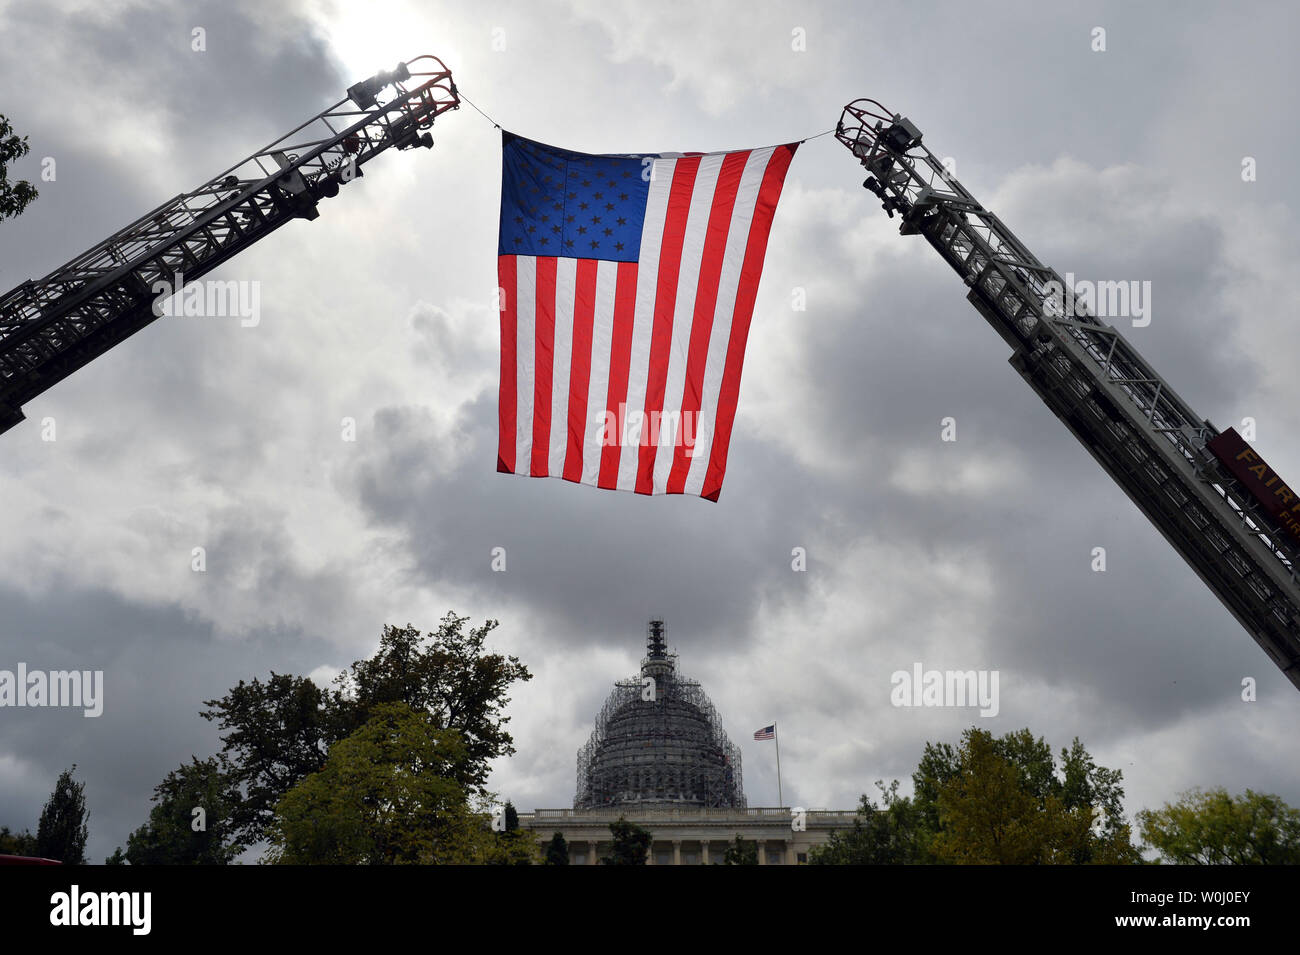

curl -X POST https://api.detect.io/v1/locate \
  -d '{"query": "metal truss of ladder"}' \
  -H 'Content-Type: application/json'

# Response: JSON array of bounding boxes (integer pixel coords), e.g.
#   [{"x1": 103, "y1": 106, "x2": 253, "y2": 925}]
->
[
  {"x1": 837, "y1": 99, "x2": 1300, "y2": 690},
  {"x1": 0, "y1": 56, "x2": 459, "y2": 434}
]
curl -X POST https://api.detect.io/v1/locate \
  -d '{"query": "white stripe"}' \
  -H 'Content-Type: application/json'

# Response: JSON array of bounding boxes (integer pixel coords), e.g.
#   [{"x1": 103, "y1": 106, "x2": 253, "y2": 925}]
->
[
  {"x1": 651, "y1": 153, "x2": 726, "y2": 493},
  {"x1": 582, "y1": 259, "x2": 619, "y2": 485},
  {"x1": 617, "y1": 156, "x2": 677, "y2": 491},
  {"x1": 683, "y1": 147, "x2": 775, "y2": 496},
  {"x1": 549, "y1": 257, "x2": 577, "y2": 475},
  {"x1": 514, "y1": 256, "x2": 537, "y2": 472}
]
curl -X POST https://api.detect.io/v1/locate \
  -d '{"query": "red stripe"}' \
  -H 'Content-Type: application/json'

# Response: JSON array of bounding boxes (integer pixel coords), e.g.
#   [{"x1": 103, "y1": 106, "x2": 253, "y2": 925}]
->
[
  {"x1": 598, "y1": 261, "x2": 639, "y2": 489},
  {"x1": 497, "y1": 255, "x2": 517, "y2": 474},
  {"x1": 665, "y1": 151, "x2": 748, "y2": 494},
  {"x1": 636, "y1": 156, "x2": 701, "y2": 494},
  {"x1": 530, "y1": 256, "x2": 557, "y2": 477},
  {"x1": 701, "y1": 144, "x2": 798, "y2": 502},
  {"x1": 563, "y1": 259, "x2": 598, "y2": 482}
]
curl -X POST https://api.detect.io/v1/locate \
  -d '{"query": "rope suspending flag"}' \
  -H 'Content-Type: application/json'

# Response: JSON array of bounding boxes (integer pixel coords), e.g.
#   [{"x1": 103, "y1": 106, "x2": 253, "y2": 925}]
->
[{"x1": 496, "y1": 132, "x2": 798, "y2": 501}]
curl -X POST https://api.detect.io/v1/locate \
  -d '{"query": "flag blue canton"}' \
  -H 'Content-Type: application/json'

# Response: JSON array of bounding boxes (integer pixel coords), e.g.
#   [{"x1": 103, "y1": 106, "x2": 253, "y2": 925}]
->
[{"x1": 498, "y1": 133, "x2": 653, "y2": 263}]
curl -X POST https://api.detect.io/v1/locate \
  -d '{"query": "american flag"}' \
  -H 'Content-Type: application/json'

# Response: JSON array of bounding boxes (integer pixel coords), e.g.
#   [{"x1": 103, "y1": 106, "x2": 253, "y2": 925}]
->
[
  {"x1": 753, "y1": 724, "x2": 776, "y2": 740},
  {"x1": 496, "y1": 132, "x2": 798, "y2": 501}
]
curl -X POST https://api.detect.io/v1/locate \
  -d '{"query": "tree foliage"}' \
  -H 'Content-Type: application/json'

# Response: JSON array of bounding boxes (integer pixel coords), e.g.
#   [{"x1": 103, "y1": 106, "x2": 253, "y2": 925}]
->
[
  {"x1": 809, "y1": 780, "x2": 926, "y2": 865},
  {"x1": 125, "y1": 756, "x2": 244, "y2": 865},
  {"x1": 603, "y1": 817, "x2": 652, "y2": 865},
  {"x1": 266, "y1": 702, "x2": 486, "y2": 864},
  {"x1": 815, "y1": 727, "x2": 1139, "y2": 865},
  {"x1": 333, "y1": 615, "x2": 531, "y2": 795},
  {"x1": 545, "y1": 832, "x2": 569, "y2": 865},
  {"x1": 201, "y1": 612, "x2": 530, "y2": 848},
  {"x1": 200, "y1": 671, "x2": 335, "y2": 847},
  {"x1": 36, "y1": 766, "x2": 89, "y2": 865},
  {"x1": 920, "y1": 728, "x2": 1139, "y2": 865},
  {"x1": 723, "y1": 835, "x2": 758, "y2": 865},
  {"x1": 0, "y1": 826, "x2": 38, "y2": 857},
  {"x1": 1138, "y1": 788, "x2": 1300, "y2": 865},
  {"x1": 0, "y1": 115, "x2": 38, "y2": 222}
]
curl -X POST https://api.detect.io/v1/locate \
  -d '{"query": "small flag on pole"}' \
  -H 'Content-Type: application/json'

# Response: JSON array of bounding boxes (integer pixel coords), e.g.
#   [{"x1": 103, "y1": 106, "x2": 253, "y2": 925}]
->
[
  {"x1": 496, "y1": 132, "x2": 798, "y2": 501},
  {"x1": 753, "y1": 724, "x2": 776, "y2": 740}
]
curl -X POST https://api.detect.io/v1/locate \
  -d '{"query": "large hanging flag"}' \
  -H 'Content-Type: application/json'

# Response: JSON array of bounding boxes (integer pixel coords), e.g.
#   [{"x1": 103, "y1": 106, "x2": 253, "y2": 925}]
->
[{"x1": 496, "y1": 132, "x2": 798, "y2": 501}]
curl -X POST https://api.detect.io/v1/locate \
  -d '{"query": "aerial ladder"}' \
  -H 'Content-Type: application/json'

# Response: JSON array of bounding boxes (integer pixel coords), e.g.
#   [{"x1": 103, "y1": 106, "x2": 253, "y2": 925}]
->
[
  {"x1": 0, "y1": 55, "x2": 459, "y2": 434},
  {"x1": 836, "y1": 99, "x2": 1300, "y2": 691}
]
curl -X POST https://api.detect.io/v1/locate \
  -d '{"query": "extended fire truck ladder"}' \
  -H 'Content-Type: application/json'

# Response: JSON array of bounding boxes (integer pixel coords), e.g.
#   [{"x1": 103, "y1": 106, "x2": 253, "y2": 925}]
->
[
  {"x1": 837, "y1": 99, "x2": 1300, "y2": 691},
  {"x1": 0, "y1": 55, "x2": 459, "y2": 434}
]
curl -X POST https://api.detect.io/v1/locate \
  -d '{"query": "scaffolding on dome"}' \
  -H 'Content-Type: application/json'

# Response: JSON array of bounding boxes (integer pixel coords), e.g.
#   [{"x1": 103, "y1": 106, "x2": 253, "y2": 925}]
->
[{"x1": 575, "y1": 620, "x2": 746, "y2": 809}]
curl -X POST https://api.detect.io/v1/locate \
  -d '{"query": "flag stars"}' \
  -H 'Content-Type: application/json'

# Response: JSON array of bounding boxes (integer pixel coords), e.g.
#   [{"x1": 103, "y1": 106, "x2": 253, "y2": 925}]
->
[{"x1": 590, "y1": 240, "x2": 599, "y2": 249}]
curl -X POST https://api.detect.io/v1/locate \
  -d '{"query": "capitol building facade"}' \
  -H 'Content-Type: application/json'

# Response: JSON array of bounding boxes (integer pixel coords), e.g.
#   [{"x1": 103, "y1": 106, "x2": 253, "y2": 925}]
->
[{"x1": 519, "y1": 621, "x2": 855, "y2": 864}]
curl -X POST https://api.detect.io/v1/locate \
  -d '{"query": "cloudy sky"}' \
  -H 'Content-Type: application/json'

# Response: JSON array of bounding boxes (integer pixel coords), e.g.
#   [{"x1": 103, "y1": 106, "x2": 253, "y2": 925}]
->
[{"x1": 2, "y1": 0, "x2": 1299, "y2": 862}]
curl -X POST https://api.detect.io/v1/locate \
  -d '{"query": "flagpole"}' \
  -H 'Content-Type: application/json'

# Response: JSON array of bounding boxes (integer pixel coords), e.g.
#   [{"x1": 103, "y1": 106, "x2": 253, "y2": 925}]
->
[{"x1": 775, "y1": 722, "x2": 783, "y2": 808}]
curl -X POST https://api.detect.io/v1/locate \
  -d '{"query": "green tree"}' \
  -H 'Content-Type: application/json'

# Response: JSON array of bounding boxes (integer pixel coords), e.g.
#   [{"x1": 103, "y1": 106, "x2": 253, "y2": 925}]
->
[
  {"x1": 485, "y1": 828, "x2": 540, "y2": 865},
  {"x1": 125, "y1": 756, "x2": 244, "y2": 865},
  {"x1": 0, "y1": 115, "x2": 38, "y2": 222},
  {"x1": 545, "y1": 832, "x2": 569, "y2": 865},
  {"x1": 603, "y1": 817, "x2": 652, "y2": 865},
  {"x1": 36, "y1": 766, "x2": 88, "y2": 865},
  {"x1": 809, "y1": 780, "x2": 927, "y2": 865},
  {"x1": 922, "y1": 728, "x2": 1139, "y2": 865},
  {"x1": 332, "y1": 614, "x2": 532, "y2": 796},
  {"x1": 266, "y1": 702, "x2": 484, "y2": 864},
  {"x1": 200, "y1": 671, "x2": 335, "y2": 848},
  {"x1": 104, "y1": 847, "x2": 127, "y2": 865},
  {"x1": 0, "y1": 826, "x2": 39, "y2": 856},
  {"x1": 1138, "y1": 788, "x2": 1300, "y2": 865},
  {"x1": 202, "y1": 613, "x2": 530, "y2": 848},
  {"x1": 504, "y1": 800, "x2": 520, "y2": 832},
  {"x1": 723, "y1": 835, "x2": 758, "y2": 865}
]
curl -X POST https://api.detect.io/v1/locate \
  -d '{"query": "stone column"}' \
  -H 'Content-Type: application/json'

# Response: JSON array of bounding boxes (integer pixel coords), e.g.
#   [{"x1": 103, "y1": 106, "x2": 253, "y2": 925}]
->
[
  {"x1": 757, "y1": 839, "x2": 766, "y2": 865},
  {"x1": 588, "y1": 841, "x2": 599, "y2": 865},
  {"x1": 672, "y1": 840, "x2": 681, "y2": 866},
  {"x1": 701, "y1": 840, "x2": 711, "y2": 866}
]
